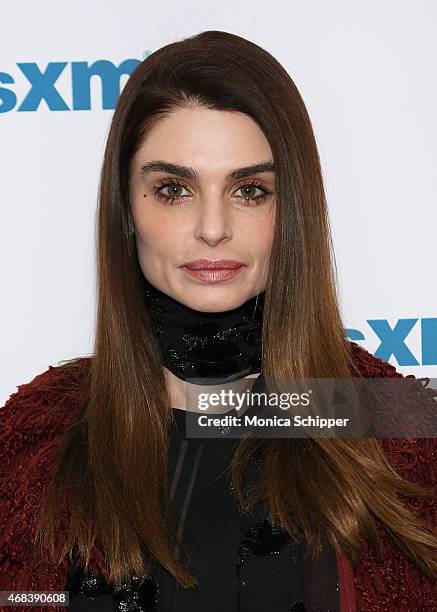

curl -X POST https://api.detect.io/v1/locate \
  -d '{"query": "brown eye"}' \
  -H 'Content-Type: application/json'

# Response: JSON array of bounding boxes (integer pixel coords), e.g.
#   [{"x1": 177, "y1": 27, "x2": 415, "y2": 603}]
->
[
  {"x1": 164, "y1": 184, "x2": 187, "y2": 198},
  {"x1": 154, "y1": 180, "x2": 191, "y2": 205},
  {"x1": 233, "y1": 180, "x2": 271, "y2": 206},
  {"x1": 235, "y1": 184, "x2": 264, "y2": 200}
]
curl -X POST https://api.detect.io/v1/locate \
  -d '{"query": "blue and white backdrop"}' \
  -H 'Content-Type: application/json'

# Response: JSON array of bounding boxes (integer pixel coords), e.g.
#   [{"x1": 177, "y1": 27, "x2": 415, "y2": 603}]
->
[{"x1": 1, "y1": 0, "x2": 436, "y2": 404}]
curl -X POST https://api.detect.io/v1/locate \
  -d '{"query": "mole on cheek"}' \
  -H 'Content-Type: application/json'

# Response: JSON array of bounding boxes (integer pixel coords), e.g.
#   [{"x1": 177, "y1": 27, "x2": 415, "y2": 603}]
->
[{"x1": 143, "y1": 194, "x2": 147, "y2": 198}]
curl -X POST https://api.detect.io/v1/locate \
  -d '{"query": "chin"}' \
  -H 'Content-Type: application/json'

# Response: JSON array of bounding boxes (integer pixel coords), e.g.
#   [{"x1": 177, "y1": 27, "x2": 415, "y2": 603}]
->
[{"x1": 183, "y1": 293, "x2": 248, "y2": 313}]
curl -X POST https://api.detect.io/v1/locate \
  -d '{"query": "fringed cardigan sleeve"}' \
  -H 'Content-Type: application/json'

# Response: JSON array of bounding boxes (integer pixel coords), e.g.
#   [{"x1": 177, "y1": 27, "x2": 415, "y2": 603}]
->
[
  {"x1": 348, "y1": 342, "x2": 437, "y2": 610},
  {"x1": 0, "y1": 360, "x2": 108, "y2": 612}
]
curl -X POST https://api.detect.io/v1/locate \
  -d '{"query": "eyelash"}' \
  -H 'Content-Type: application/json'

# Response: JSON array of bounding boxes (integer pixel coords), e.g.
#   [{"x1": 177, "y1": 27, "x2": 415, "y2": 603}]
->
[{"x1": 153, "y1": 177, "x2": 271, "y2": 206}]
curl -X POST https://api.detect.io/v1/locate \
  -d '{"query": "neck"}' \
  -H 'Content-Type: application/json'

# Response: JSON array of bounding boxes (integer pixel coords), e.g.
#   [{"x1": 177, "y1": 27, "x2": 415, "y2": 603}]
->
[
  {"x1": 164, "y1": 366, "x2": 260, "y2": 412},
  {"x1": 143, "y1": 277, "x2": 265, "y2": 386}
]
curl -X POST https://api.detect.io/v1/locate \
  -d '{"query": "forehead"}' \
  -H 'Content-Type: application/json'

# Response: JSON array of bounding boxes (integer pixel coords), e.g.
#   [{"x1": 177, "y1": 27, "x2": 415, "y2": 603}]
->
[{"x1": 133, "y1": 106, "x2": 273, "y2": 175}]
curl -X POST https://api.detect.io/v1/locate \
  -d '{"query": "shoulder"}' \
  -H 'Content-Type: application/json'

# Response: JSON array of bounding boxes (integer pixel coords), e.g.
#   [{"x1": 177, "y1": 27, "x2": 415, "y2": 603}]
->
[
  {"x1": 347, "y1": 340, "x2": 436, "y2": 499},
  {"x1": 348, "y1": 340, "x2": 405, "y2": 378},
  {"x1": 0, "y1": 357, "x2": 92, "y2": 476},
  {"x1": 1, "y1": 357, "x2": 92, "y2": 417},
  {"x1": 346, "y1": 340, "x2": 437, "y2": 421}
]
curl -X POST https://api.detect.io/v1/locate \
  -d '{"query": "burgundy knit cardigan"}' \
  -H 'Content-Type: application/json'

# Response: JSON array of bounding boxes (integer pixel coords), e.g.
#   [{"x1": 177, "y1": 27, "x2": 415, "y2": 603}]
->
[{"x1": 0, "y1": 342, "x2": 436, "y2": 612}]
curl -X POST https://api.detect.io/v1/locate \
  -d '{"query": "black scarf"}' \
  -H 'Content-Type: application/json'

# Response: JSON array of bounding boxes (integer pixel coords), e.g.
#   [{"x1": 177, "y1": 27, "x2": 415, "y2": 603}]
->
[{"x1": 143, "y1": 277, "x2": 265, "y2": 385}]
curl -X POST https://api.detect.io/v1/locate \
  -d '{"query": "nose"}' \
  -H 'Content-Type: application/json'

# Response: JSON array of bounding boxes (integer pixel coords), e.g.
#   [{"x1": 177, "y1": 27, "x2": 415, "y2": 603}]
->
[{"x1": 193, "y1": 194, "x2": 232, "y2": 246}]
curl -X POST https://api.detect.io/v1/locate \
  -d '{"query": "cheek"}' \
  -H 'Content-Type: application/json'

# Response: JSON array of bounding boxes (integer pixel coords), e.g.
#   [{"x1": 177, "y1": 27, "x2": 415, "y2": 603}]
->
[
  {"x1": 262, "y1": 208, "x2": 276, "y2": 252},
  {"x1": 131, "y1": 199, "x2": 165, "y2": 244},
  {"x1": 133, "y1": 208, "x2": 187, "y2": 257},
  {"x1": 136, "y1": 220, "x2": 165, "y2": 247},
  {"x1": 242, "y1": 212, "x2": 275, "y2": 254}
]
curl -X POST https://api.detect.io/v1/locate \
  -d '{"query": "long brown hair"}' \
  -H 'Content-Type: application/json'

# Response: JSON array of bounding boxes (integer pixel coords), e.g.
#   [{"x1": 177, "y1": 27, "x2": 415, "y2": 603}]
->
[{"x1": 35, "y1": 30, "x2": 436, "y2": 587}]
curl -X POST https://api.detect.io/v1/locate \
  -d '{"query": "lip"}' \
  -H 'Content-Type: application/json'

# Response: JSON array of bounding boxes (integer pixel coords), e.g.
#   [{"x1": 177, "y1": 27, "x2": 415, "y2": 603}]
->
[
  {"x1": 181, "y1": 259, "x2": 246, "y2": 283},
  {"x1": 182, "y1": 259, "x2": 245, "y2": 270},
  {"x1": 183, "y1": 266, "x2": 244, "y2": 283}
]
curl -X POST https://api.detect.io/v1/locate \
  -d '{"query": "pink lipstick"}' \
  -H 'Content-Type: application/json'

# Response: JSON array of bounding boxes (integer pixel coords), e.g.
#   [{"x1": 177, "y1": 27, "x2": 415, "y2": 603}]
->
[{"x1": 182, "y1": 259, "x2": 245, "y2": 283}]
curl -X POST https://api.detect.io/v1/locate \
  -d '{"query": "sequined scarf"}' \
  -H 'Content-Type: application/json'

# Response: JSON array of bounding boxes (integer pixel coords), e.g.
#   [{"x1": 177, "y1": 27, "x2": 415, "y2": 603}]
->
[{"x1": 143, "y1": 277, "x2": 265, "y2": 385}]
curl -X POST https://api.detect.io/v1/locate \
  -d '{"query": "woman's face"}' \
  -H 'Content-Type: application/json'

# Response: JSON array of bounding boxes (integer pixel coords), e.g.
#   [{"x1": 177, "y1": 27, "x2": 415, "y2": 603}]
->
[{"x1": 129, "y1": 105, "x2": 276, "y2": 312}]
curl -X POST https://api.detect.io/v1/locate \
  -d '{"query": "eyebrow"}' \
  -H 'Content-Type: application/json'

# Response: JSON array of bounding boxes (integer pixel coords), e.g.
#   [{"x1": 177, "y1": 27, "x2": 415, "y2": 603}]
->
[{"x1": 139, "y1": 160, "x2": 275, "y2": 181}]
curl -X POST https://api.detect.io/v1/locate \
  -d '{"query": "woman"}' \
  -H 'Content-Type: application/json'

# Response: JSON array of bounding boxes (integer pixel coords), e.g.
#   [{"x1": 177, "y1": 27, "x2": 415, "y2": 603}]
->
[{"x1": 0, "y1": 30, "x2": 436, "y2": 612}]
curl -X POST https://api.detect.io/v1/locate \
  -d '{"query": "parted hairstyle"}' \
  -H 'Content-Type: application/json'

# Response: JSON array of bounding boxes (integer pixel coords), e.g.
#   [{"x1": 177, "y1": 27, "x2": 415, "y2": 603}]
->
[{"x1": 34, "y1": 30, "x2": 436, "y2": 587}]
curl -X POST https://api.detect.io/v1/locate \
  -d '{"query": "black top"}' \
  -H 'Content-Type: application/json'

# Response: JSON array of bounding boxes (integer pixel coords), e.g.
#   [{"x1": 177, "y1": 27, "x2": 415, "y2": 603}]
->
[{"x1": 66, "y1": 408, "x2": 339, "y2": 611}]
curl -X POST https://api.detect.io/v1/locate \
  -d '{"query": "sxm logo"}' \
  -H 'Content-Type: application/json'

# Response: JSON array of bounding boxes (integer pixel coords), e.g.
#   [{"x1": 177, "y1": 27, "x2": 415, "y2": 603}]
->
[
  {"x1": 345, "y1": 318, "x2": 437, "y2": 366},
  {"x1": 0, "y1": 55, "x2": 156, "y2": 113}
]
